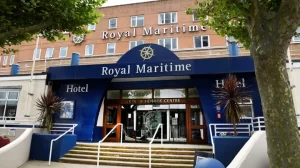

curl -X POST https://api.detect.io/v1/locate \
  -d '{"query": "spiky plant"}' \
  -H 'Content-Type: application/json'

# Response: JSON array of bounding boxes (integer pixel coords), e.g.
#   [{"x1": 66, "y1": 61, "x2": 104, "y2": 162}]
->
[
  {"x1": 212, "y1": 74, "x2": 250, "y2": 136},
  {"x1": 36, "y1": 92, "x2": 64, "y2": 132}
]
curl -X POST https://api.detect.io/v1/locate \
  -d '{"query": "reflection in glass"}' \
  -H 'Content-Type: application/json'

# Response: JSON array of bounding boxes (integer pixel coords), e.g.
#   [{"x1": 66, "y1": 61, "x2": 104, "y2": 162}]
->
[
  {"x1": 170, "y1": 109, "x2": 186, "y2": 142},
  {"x1": 107, "y1": 106, "x2": 117, "y2": 125},
  {"x1": 154, "y1": 88, "x2": 185, "y2": 98},
  {"x1": 191, "y1": 105, "x2": 203, "y2": 125},
  {"x1": 192, "y1": 129, "x2": 204, "y2": 140},
  {"x1": 0, "y1": 92, "x2": 6, "y2": 99},
  {"x1": 107, "y1": 90, "x2": 120, "y2": 99},
  {"x1": 8, "y1": 92, "x2": 18, "y2": 99},
  {"x1": 122, "y1": 90, "x2": 152, "y2": 99}
]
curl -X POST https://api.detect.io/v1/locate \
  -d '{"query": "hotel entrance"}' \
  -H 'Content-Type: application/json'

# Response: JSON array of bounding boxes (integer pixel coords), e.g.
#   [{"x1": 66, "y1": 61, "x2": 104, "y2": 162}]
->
[{"x1": 103, "y1": 88, "x2": 207, "y2": 144}]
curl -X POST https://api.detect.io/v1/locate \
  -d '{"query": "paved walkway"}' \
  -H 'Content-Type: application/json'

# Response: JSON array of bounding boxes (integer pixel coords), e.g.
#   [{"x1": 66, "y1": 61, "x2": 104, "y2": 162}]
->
[{"x1": 19, "y1": 161, "x2": 134, "y2": 168}]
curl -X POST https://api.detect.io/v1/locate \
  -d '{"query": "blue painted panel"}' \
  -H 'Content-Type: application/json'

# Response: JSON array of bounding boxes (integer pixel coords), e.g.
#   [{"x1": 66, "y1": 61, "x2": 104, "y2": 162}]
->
[
  {"x1": 71, "y1": 53, "x2": 80, "y2": 66},
  {"x1": 30, "y1": 133, "x2": 77, "y2": 161},
  {"x1": 52, "y1": 79, "x2": 111, "y2": 141},
  {"x1": 213, "y1": 136, "x2": 250, "y2": 167},
  {"x1": 47, "y1": 56, "x2": 254, "y2": 80}
]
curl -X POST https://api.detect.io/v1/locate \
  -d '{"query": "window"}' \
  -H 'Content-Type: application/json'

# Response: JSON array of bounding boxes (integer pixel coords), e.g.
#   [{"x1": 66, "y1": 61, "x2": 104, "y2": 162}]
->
[
  {"x1": 129, "y1": 40, "x2": 144, "y2": 49},
  {"x1": 9, "y1": 55, "x2": 15, "y2": 65},
  {"x1": 0, "y1": 91, "x2": 19, "y2": 120},
  {"x1": 292, "y1": 28, "x2": 300, "y2": 42},
  {"x1": 154, "y1": 88, "x2": 186, "y2": 98},
  {"x1": 62, "y1": 31, "x2": 69, "y2": 34},
  {"x1": 107, "y1": 43, "x2": 116, "y2": 54},
  {"x1": 192, "y1": 10, "x2": 208, "y2": 21},
  {"x1": 194, "y1": 36, "x2": 210, "y2": 48},
  {"x1": 239, "y1": 99, "x2": 254, "y2": 118},
  {"x1": 131, "y1": 15, "x2": 144, "y2": 27},
  {"x1": 109, "y1": 18, "x2": 117, "y2": 29},
  {"x1": 59, "y1": 47, "x2": 68, "y2": 57},
  {"x1": 85, "y1": 44, "x2": 94, "y2": 56},
  {"x1": 3, "y1": 56, "x2": 8, "y2": 66},
  {"x1": 45, "y1": 48, "x2": 54, "y2": 58},
  {"x1": 88, "y1": 24, "x2": 96, "y2": 31},
  {"x1": 33, "y1": 48, "x2": 41, "y2": 60},
  {"x1": 158, "y1": 12, "x2": 177, "y2": 24},
  {"x1": 158, "y1": 38, "x2": 178, "y2": 50},
  {"x1": 122, "y1": 89, "x2": 152, "y2": 99}
]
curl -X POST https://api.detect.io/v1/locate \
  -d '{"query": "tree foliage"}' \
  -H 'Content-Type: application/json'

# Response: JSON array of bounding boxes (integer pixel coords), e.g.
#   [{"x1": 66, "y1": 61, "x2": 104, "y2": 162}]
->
[{"x1": 0, "y1": 0, "x2": 106, "y2": 53}]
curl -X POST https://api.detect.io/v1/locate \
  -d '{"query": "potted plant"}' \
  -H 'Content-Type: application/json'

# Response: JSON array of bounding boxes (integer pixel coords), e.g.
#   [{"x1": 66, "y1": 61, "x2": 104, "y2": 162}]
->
[
  {"x1": 36, "y1": 91, "x2": 64, "y2": 132},
  {"x1": 213, "y1": 74, "x2": 249, "y2": 136}
]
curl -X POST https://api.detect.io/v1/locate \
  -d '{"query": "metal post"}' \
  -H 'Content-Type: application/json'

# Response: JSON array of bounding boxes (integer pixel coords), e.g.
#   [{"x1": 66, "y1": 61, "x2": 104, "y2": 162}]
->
[
  {"x1": 48, "y1": 141, "x2": 53, "y2": 165},
  {"x1": 161, "y1": 124, "x2": 163, "y2": 145},
  {"x1": 258, "y1": 119, "x2": 261, "y2": 131}
]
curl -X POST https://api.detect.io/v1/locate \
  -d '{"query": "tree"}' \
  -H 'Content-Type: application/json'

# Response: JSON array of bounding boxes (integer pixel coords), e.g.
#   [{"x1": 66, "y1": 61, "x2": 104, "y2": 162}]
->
[
  {"x1": 213, "y1": 74, "x2": 250, "y2": 136},
  {"x1": 0, "y1": 0, "x2": 106, "y2": 53},
  {"x1": 36, "y1": 92, "x2": 64, "y2": 132},
  {"x1": 188, "y1": 1, "x2": 300, "y2": 167}
]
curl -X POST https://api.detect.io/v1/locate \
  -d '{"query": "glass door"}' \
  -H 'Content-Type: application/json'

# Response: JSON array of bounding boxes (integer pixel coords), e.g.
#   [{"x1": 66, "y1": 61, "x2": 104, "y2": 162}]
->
[
  {"x1": 188, "y1": 104, "x2": 207, "y2": 144},
  {"x1": 103, "y1": 105, "x2": 121, "y2": 142},
  {"x1": 169, "y1": 105, "x2": 187, "y2": 142}
]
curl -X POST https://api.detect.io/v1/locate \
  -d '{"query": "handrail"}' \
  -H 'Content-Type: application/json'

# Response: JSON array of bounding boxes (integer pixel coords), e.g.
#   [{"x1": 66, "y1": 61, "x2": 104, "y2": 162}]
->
[
  {"x1": 48, "y1": 124, "x2": 78, "y2": 165},
  {"x1": 1, "y1": 117, "x2": 37, "y2": 128},
  {"x1": 97, "y1": 123, "x2": 123, "y2": 168},
  {"x1": 149, "y1": 123, "x2": 163, "y2": 168}
]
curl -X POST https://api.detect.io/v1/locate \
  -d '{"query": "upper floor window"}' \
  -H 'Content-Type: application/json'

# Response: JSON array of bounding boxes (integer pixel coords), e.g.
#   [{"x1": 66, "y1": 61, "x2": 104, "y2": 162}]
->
[
  {"x1": 3, "y1": 56, "x2": 8, "y2": 66},
  {"x1": 88, "y1": 24, "x2": 96, "y2": 31},
  {"x1": 45, "y1": 48, "x2": 54, "y2": 58},
  {"x1": 192, "y1": 9, "x2": 208, "y2": 21},
  {"x1": 130, "y1": 40, "x2": 144, "y2": 49},
  {"x1": 131, "y1": 15, "x2": 144, "y2": 27},
  {"x1": 158, "y1": 12, "x2": 177, "y2": 24},
  {"x1": 239, "y1": 99, "x2": 254, "y2": 118},
  {"x1": 292, "y1": 28, "x2": 300, "y2": 42},
  {"x1": 85, "y1": 44, "x2": 94, "y2": 56},
  {"x1": 109, "y1": 18, "x2": 117, "y2": 29},
  {"x1": 33, "y1": 48, "x2": 41, "y2": 60},
  {"x1": 59, "y1": 47, "x2": 68, "y2": 57},
  {"x1": 194, "y1": 36, "x2": 210, "y2": 48},
  {"x1": 9, "y1": 55, "x2": 15, "y2": 65},
  {"x1": 0, "y1": 90, "x2": 19, "y2": 119},
  {"x1": 158, "y1": 38, "x2": 178, "y2": 50},
  {"x1": 107, "y1": 43, "x2": 116, "y2": 54}
]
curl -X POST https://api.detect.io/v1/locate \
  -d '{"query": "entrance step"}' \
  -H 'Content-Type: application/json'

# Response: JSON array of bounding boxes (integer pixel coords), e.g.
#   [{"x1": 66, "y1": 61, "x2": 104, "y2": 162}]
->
[{"x1": 59, "y1": 142, "x2": 213, "y2": 168}]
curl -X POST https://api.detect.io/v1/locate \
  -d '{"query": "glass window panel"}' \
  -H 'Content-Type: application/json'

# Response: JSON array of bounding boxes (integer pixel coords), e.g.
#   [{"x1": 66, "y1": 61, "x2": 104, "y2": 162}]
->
[
  {"x1": 192, "y1": 129, "x2": 204, "y2": 140},
  {"x1": 131, "y1": 16, "x2": 137, "y2": 27},
  {"x1": 85, "y1": 44, "x2": 94, "y2": 56},
  {"x1": 88, "y1": 24, "x2": 96, "y2": 30},
  {"x1": 159, "y1": 13, "x2": 164, "y2": 24},
  {"x1": 106, "y1": 106, "x2": 118, "y2": 125},
  {"x1": 8, "y1": 92, "x2": 18, "y2": 99},
  {"x1": 240, "y1": 104, "x2": 253, "y2": 117},
  {"x1": 165, "y1": 38, "x2": 172, "y2": 49},
  {"x1": 137, "y1": 40, "x2": 144, "y2": 46},
  {"x1": 122, "y1": 89, "x2": 152, "y2": 99},
  {"x1": 171, "y1": 12, "x2": 177, "y2": 23},
  {"x1": 158, "y1": 39, "x2": 164, "y2": 46},
  {"x1": 109, "y1": 18, "x2": 117, "y2": 28},
  {"x1": 154, "y1": 89, "x2": 185, "y2": 98},
  {"x1": 10, "y1": 55, "x2": 15, "y2": 65},
  {"x1": 188, "y1": 88, "x2": 199, "y2": 98},
  {"x1": 6, "y1": 101, "x2": 17, "y2": 119},
  {"x1": 7, "y1": 101, "x2": 17, "y2": 106},
  {"x1": 165, "y1": 13, "x2": 171, "y2": 24},
  {"x1": 137, "y1": 15, "x2": 144, "y2": 26},
  {"x1": 202, "y1": 36, "x2": 209, "y2": 47},
  {"x1": 0, "y1": 102, "x2": 4, "y2": 117},
  {"x1": 106, "y1": 128, "x2": 117, "y2": 138},
  {"x1": 3, "y1": 56, "x2": 8, "y2": 65},
  {"x1": 45, "y1": 48, "x2": 54, "y2": 58},
  {"x1": 59, "y1": 47, "x2": 68, "y2": 57},
  {"x1": 194, "y1": 36, "x2": 202, "y2": 48},
  {"x1": 33, "y1": 48, "x2": 41, "y2": 59},
  {"x1": 130, "y1": 41, "x2": 136, "y2": 49},
  {"x1": 107, "y1": 90, "x2": 120, "y2": 99},
  {"x1": 107, "y1": 43, "x2": 115, "y2": 54},
  {"x1": 294, "y1": 29, "x2": 300, "y2": 41},
  {"x1": 191, "y1": 105, "x2": 203, "y2": 125},
  {"x1": 0, "y1": 92, "x2": 6, "y2": 99},
  {"x1": 169, "y1": 104, "x2": 186, "y2": 109},
  {"x1": 172, "y1": 38, "x2": 177, "y2": 49}
]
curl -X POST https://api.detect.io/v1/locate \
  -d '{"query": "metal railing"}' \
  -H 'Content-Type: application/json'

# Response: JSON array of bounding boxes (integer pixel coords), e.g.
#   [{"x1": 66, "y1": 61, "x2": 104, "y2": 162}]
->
[
  {"x1": 149, "y1": 123, "x2": 163, "y2": 168},
  {"x1": 209, "y1": 123, "x2": 252, "y2": 154},
  {"x1": 50, "y1": 123, "x2": 78, "y2": 134},
  {"x1": 252, "y1": 117, "x2": 265, "y2": 131},
  {"x1": 48, "y1": 123, "x2": 78, "y2": 165},
  {"x1": 0, "y1": 117, "x2": 37, "y2": 128},
  {"x1": 97, "y1": 123, "x2": 123, "y2": 168}
]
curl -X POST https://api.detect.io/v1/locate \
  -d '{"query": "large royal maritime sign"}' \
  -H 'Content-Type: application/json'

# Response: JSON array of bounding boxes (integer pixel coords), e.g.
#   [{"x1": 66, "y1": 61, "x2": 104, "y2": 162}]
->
[{"x1": 102, "y1": 24, "x2": 206, "y2": 40}]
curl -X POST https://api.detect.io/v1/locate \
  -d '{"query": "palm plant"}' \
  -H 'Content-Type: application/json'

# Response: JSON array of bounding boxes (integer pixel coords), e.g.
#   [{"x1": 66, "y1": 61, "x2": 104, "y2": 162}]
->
[
  {"x1": 36, "y1": 91, "x2": 64, "y2": 132},
  {"x1": 212, "y1": 74, "x2": 250, "y2": 136}
]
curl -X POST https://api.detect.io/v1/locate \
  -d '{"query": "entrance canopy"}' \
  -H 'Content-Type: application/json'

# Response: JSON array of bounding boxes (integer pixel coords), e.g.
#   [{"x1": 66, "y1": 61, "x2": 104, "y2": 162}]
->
[{"x1": 47, "y1": 43, "x2": 255, "y2": 80}]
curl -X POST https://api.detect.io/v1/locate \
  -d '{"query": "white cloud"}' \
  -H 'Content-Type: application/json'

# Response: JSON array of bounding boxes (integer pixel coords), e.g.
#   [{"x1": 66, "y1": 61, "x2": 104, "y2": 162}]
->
[{"x1": 102, "y1": 0, "x2": 159, "y2": 7}]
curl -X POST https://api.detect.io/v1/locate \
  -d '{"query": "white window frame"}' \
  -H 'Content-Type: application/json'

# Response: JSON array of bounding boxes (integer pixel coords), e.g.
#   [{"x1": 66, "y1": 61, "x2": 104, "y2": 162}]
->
[
  {"x1": 88, "y1": 24, "x2": 96, "y2": 31},
  {"x1": 59, "y1": 47, "x2": 68, "y2": 58},
  {"x1": 9, "y1": 55, "x2": 15, "y2": 65},
  {"x1": 239, "y1": 98, "x2": 254, "y2": 118},
  {"x1": 0, "y1": 90, "x2": 20, "y2": 119},
  {"x1": 109, "y1": 18, "x2": 117, "y2": 29},
  {"x1": 62, "y1": 31, "x2": 69, "y2": 34},
  {"x1": 194, "y1": 36, "x2": 210, "y2": 48},
  {"x1": 33, "y1": 48, "x2": 41, "y2": 60},
  {"x1": 85, "y1": 44, "x2": 94, "y2": 56},
  {"x1": 131, "y1": 15, "x2": 144, "y2": 27},
  {"x1": 158, "y1": 12, "x2": 177, "y2": 24},
  {"x1": 129, "y1": 40, "x2": 144, "y2": 49},
  {"x1": 158, "y1": 38, "x2": 178, "y2": 50},
  {"x1": 292, "y1": 28, "x2": 300, "y2": 43},
  {"x1": 106, "y1": 43, "x2": 116, "y2": 54},
  {"x1": 45, "y1": 48, "x2": 54, "y2": 58},
  {"x1": 192, "y1": 10, "x2": 209, "y2": 21},
  {"x1": 3, "y1": 56, "x2": 8, "y2": 66}
]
